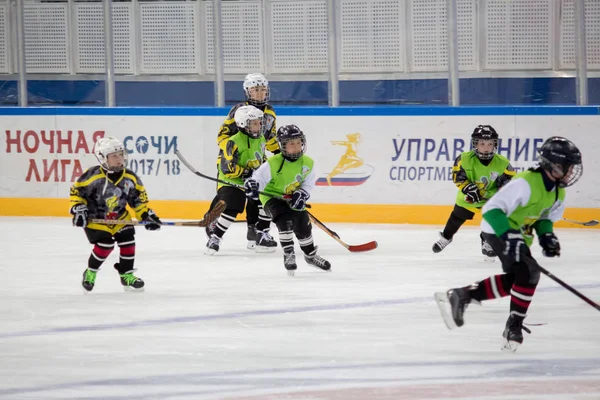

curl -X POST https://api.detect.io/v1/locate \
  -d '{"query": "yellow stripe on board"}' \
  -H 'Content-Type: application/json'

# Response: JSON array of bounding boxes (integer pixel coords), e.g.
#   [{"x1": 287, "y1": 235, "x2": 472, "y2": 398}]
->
[{"x1": 0, "y1": 197, "x2": 598, "y2": 228}]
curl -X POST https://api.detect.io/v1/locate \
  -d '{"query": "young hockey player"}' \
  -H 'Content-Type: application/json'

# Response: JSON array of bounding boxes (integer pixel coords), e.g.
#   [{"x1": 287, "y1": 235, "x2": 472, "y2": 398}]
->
[
  {"x1": 434, "y1": 136, "x2": 583, "y2": 352},
  {"x1": 204, "y1": 73, "x2": 278, "y2": 250},
  {"x1": 69, "y1": 136, "x2": 162, "y2": 293},
  {"x1": 205, "y1": 105, "x2": 275, "y2": 254},
  {"x1": 432, "y1": 125, "x2": 515, "y2": 260},
  {"x1": 244, "y1": 124, "x2": 331, "y2": 276}
]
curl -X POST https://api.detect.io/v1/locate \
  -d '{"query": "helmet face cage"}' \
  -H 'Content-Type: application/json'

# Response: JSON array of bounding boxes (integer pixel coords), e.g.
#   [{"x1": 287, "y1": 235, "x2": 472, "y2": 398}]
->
[
  {"x1": 277, "y1": 125, "x2": 306, "y2": 161},
  {"x1": 538, "y1": 136, "x2": 583, "y2": 188},
  {"x1": 243, "y1": 73, "x2": 269, "y2": 107},
  {"x1": 94, "y1": 137, "x2": 127, "y2": 173},
  {"x1": 471, "y1": 125, "x2": 499, "y2": 160},
  {"x1": 471, "y1": 138, "x2": 498, "y2": 160}
]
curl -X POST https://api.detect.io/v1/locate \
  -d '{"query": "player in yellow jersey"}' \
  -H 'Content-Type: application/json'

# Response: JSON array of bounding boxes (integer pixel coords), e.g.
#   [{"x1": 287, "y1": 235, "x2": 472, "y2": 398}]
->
[
  {"x1": 204, "y1": 73, "x2": 279, "y2": 249},
  {"x1": 69, "y1": 137, "x2": 162, "y2": 293}
]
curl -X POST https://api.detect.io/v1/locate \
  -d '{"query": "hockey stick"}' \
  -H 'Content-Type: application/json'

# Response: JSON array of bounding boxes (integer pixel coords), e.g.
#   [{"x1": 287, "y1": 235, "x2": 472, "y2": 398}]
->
[
  {"x1": 307, "y1": 212, "x2": 378, "y2": 252},
  {"x1": 176, "y1": 149, "x2": 377, "y2": 252},
  {"x1": 175, "y1": 150, "x2": 279, "y2": 199},
  {"x1": 562, "y1": 218, "x2": 599, "y2": 227},
  {"x1": 528, "y1": 256, "x2": 600, "y2": 312},
  {"x1": 91, "y1": 200, "x2": 226, "y2": 228}
]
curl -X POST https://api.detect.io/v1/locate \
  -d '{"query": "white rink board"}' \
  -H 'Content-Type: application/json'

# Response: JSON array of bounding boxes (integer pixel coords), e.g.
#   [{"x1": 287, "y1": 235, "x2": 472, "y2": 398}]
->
[{"x1": 1, "y1": 114, "x2": 600, "y2": 207}]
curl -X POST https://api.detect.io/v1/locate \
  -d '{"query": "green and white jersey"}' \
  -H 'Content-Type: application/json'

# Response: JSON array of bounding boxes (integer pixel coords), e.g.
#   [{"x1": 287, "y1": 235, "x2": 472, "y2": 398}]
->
[
  {"x1": 252, "y1": 153, "x2": 317, "y2": 207},
  {"x1": 481, "y1": 170, "x2": 566, "y2": 246}
]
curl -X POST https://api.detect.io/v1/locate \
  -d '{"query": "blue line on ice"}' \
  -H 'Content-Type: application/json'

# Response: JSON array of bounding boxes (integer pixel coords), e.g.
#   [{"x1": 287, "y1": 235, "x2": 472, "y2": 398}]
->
[{"x1": 0, "y1": 283, "x2": 598, "y2": 339}]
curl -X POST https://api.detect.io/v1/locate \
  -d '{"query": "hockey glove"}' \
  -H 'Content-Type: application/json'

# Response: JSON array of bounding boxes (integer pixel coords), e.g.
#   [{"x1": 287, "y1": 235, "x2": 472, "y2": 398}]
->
[
  {"x1": 70, "y1": 204, "x2": 88, "y2": 228},
  {"x1": 290, "y1": 189, "x2": 310, "y2": 211},
  {"x1": 141, "y1": 209, "x2": 162, "y2": 231},
  {"x1": 244, "y1": 179, "x2": 259, "y2": 201},
  {"x1": 539, "y1": 232, "x2": 561, "y2": 257},
  {"x1": 462, "y1": 183, "x2": 482, "y2": 204},
  {"x1": 241, "y1": 168, "x2": 253, "y2": 180},
  {"x1": 500, "y1": 229, "x2": 527, "y2": 263}
]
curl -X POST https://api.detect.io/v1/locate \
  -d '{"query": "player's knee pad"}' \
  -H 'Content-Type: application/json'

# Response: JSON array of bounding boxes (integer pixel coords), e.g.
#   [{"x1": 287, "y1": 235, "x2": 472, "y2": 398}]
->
[{"x1": 275, "y1": 216, "x2": 294, "y2": 233}]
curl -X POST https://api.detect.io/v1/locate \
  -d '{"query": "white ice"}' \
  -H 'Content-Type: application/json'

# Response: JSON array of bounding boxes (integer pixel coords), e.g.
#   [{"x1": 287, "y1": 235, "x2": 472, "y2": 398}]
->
[{"x1": 0, "y1": 217, "x2": 599, "y2": 400}]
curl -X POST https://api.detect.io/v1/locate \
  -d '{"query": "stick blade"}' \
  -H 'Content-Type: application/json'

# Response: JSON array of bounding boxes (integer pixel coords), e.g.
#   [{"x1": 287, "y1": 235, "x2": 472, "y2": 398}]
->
[
  {"x1": 584, "y1": 220, "x2": 599, "y2": 226},
  {"x1": 182, "y1": 200, "x2": 226, "y2": 227},
  {"x1": 348, "y1": 241, "x2": 378, "y2": 253},
  {"x1": 203, "y1": 200, "x2": 226, "y2": 226}
]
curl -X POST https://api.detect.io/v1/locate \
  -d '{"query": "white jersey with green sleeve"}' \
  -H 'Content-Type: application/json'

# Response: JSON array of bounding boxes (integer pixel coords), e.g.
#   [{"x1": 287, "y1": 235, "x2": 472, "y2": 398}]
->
[{"x1": 481, "y1": 170, "x2": 566, "y2": 246}]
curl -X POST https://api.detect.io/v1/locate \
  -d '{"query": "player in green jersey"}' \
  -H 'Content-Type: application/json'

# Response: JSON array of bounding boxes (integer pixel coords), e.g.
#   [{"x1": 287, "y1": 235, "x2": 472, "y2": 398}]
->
[
  {"x1": 205, "y1": 105, "x2": 277, "y2": 255},
  {"x1": 204, "y1": 73, "x2": 280, "y2": 249},
  {"x1": 432, "y1": 125, "x2": 516, "y2": 261},
  {"x1": 244, "y1": 125, "x2": 331, "y2": 276},
  {"x1": 434, "y1": 136, "x2": 583, "y2": 352}
]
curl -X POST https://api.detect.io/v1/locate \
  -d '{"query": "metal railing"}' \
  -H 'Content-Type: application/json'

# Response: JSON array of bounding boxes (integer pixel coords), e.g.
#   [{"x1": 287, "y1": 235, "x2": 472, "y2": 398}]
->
[{"x1": 5, "y1": 0, "x2": 598, "y2": 106}]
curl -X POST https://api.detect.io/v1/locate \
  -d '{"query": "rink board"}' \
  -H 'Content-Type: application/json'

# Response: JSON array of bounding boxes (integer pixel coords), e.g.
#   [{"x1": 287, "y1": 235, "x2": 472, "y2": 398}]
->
[{"x1": 1, "y1": 106, "x2": 599, "y2": 226}]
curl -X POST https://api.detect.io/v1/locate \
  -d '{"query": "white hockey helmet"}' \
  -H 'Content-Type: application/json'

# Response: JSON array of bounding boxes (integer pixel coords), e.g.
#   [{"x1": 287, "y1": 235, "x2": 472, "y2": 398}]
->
[
  {"x1": 234, "y1": 105, "x2": 265, "y2": 138},
  {"x1": 243, "y1": 73, "x2": 269, "y2": 106},
  {"x1": 93, "y1": 136, "x2": 127, "y2": 172}
]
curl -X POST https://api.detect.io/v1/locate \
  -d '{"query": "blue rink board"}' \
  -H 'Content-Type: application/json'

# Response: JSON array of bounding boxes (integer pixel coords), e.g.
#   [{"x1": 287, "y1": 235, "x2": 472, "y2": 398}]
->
[{"x1": 0, "y1": 106, "x2": 599, "y2": 116}]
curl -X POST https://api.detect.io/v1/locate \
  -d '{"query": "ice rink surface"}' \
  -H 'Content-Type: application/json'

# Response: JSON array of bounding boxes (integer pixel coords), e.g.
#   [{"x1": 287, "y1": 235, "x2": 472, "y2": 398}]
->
[{"x1": 0, "y1": 217, "x2": 599, "y2": 400}]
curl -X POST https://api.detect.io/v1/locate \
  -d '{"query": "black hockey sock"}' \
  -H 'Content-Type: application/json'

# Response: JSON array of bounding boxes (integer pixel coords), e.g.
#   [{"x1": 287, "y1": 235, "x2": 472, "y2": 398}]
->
[
  {"x1": 255, "y1": 205, "x2": 271, "y2": 231},
  {"x1": 298, "y1": 235, "x2": 315, "y2": 255},
  {"x1": 468, "y1": 273, "x2": 514, "y2": 302},
  {"x1": 278, "y1": 230, "x2": 294, "y2": 253},
  {"x1": 88, "y1": 242, "x2": 114, "y2": 270},
  {"x1": 213, "y1": 211, "x2": 236, "y2": 238},
  {"x1": 117, "y1": 238, "x2": 135, "y2": 272},
  {"x1": 442, "y1": 211, "x2": 468, "y2": 240}
]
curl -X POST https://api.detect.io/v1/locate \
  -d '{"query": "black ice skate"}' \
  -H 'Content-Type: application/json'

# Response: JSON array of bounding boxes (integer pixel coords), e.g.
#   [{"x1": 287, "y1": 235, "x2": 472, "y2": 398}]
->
[
  {"x1": 82, "y1": 268, "x2": 98, "y2": 293},
  {"x1": 480, "y1": 233, "x2": 496, "y2": 263},
  {"x1": 434, "y1": 287, "x2": 477, "y2": 329},
  {"x1": 117, "y1": 267, "x2": 145, "y2": 292},
  {"x1": 502, "y1": 315, "x2": 531, "y2": 353},
  {"x1": 246, "y1": 226, "x2": 257, "y2": 249},
  {"x1": 432, "y1": 232, "x2": 452, "y2": 253},
  {"x1": 304, "y1": 247, "x2": 331, "y2": 272},
  {"x1": 283, "y1": 249, "x2": 297, "y2": 276},
  {"x1": 255, "y1": 229, "x2": 277, "y2": 253},
  {"x1": 205, "y1": 234, "x2": 221, "y2": 255}
]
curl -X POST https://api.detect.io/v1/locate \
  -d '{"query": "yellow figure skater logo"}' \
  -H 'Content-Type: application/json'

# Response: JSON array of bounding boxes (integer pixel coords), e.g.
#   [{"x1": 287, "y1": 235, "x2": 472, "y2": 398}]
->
[{"x1": 317, "y1": 133, "x2": 373, "y2": 187}]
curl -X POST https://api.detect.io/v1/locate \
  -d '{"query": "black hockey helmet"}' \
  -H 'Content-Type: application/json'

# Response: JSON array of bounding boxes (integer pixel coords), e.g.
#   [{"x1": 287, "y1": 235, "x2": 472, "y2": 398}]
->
[
  {"x1": 277, "y1": 124, "x2": 306, "y2": 161},
  {"x1": 471, "y1": 125, "x2": 499, "y2": 160},
  {"x1": 538, "y1": 136, "x2": 582, "y2": 188}
]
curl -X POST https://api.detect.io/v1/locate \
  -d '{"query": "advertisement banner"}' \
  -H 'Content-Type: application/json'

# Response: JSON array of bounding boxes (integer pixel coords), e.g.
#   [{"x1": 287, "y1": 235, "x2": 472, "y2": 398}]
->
[{"x1": 2, "y1": 113, "x2": 599, "y2": 219}]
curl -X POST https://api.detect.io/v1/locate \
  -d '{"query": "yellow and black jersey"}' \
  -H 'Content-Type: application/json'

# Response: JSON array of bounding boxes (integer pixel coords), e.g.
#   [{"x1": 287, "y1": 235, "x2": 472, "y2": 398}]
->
[
  {"x1": 69, "y1": 166, "x2": 150, "y2": 234},
  {"x1": 217, "y1": 102, "x2": 279, "y2": 154}
]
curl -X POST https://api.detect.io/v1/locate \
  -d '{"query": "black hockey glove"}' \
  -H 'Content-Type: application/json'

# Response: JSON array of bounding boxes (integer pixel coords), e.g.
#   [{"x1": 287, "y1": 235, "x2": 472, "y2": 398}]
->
[
  {"x1": 539, "y1": 232, "x2": 561, "y2": 257},
  {"x1": 462, "y1": 183, "x2": 482, "y2": 204},
  {"x1": 70, "y1": 204, "x2": 88, "y2": 228},
  {"x1": 290, "y1": 189, "x2": 310, "y2": 211},
  {"x1": 241, "y1": 168, "x2": 253, "y2": 180},
  {"x1": 244, "y1": 179, "x2": 259, "y2": 201},
  {"x1": 500, "y1": 229, "x2": 527, "y2": 263},
  {"x1": 141, "y1": 209, "x2": 162, "y2": 231}
]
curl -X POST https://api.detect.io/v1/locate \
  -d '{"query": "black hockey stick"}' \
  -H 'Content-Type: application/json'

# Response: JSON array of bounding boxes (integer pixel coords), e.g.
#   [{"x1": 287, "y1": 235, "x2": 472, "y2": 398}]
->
[
  {"x1": 175, "y1": 150, "x2": 378, "y2": 252},
  {"x1": 562, "y1": 218, "x2": 599, "y2": 227},
  {"x1": 174, "y1": 150, "x2": 277, "y2": 199},
  {"x1": 528, "y1": 256, "x2": 600, "y2": 312}
]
